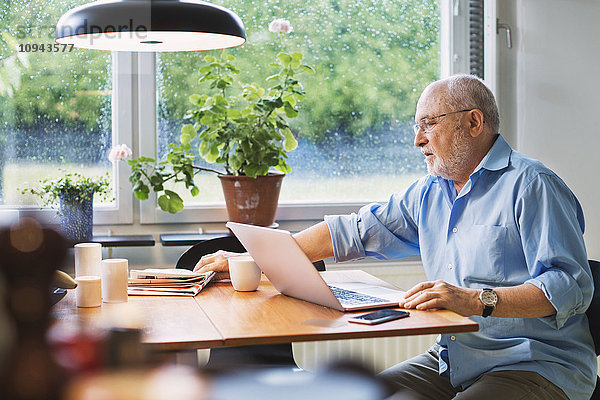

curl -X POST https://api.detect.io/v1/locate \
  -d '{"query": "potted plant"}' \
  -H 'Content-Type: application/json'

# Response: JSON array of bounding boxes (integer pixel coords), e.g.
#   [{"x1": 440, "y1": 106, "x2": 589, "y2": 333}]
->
[
  {"x1": 21, "y1": 170, "x2": 111, "y2": 242},
  {"x1": 127, "y1": 19, "x2": 313, "y2": 226}
]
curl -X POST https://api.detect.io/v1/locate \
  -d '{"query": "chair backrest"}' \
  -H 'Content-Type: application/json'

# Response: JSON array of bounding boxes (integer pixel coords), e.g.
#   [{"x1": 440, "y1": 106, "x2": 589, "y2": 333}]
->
[
  {"x1": 176, "y1": 235, "x2": 326, "y2": 272},
  {"x1": 586, "y1": 260, "x2": 600, "y2": 355}
]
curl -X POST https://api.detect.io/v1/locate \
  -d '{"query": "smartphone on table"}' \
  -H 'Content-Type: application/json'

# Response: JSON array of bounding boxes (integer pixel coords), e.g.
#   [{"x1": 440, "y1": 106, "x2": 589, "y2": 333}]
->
[{"x1": 348, "y1": 309, "x2": 410, "y2": 325}]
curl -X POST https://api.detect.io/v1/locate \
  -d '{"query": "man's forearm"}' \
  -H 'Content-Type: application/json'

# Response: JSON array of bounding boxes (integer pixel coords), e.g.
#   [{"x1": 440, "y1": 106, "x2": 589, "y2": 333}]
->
[
  {"x1": 492, "y1": 283, "x2": 556, "y2": 318},
  {"x1": 293, "y1": 221, "x2": 334, "y2": 262},
  {"x1": 400, "y1": 281, "x2": 557, "y2": 318}
]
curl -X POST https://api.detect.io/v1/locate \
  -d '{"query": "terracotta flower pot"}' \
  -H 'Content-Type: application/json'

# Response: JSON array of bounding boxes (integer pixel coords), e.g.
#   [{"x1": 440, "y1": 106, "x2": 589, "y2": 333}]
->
[{"x1": 218, "y1": 174, "x2": 284, "y2": 227}]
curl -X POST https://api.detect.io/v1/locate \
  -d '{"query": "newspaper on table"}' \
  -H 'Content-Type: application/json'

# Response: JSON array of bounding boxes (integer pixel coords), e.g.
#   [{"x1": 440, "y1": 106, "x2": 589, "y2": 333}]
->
[{"x1": 127, "y1": 268, "x2": 216, "y2": 296}]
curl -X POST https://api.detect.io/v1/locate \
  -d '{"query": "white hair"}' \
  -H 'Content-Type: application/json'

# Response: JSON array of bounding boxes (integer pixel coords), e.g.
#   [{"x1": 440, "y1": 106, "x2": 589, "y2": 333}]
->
[{"x1": 442, "y1": 74, "x2": 500, "y2": 135}]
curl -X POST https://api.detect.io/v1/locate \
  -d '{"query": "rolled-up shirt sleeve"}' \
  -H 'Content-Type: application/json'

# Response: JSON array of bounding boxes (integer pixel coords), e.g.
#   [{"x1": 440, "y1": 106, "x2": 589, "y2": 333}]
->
[
  {"x1": 517, "y1": 173, "x2": 593, "y2": 329},
  {"x1": 324, "y1": 212, "x2": 366, "y2": 261},
  {"x1": 325, "y1": 180, "x2": 423, "y2": 263}
]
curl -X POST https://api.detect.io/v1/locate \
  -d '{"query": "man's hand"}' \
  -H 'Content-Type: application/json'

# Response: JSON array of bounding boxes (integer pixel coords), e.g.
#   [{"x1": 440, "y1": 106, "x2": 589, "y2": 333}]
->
[
  {"x1": 398, "y1": 280, "x2": 482, "y2": 317},
  {"x1": 193, "y1": 250, "x2": 245, "y2": 279}
]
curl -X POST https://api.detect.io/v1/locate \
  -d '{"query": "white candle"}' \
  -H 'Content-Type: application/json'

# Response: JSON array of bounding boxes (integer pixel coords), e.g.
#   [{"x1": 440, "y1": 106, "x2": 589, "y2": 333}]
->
[
  {"x1": 75, "y1": 276, "x2": 102, "y2": 308},
  {"x1": 74, "y1": 243, "x2": 102, "y2": 277},
  {"x1": 101, "y1": 258, "x2": 129, "y2": 303}
]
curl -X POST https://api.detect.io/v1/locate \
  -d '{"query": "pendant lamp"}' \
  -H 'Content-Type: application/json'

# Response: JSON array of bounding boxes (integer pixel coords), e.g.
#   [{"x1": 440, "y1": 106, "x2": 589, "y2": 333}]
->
[{"x1": 55, "y1": 0, "x2": 246, "y2": 52}]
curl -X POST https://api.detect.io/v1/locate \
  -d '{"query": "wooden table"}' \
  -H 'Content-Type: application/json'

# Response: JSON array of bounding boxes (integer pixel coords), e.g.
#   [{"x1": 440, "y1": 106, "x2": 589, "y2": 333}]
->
[
  {"x1": 53, "y1": 294, "x2": 223, "y2": 352},
  {"x1": 53, "y1": 270, "x2": 478, "y2": 352}
]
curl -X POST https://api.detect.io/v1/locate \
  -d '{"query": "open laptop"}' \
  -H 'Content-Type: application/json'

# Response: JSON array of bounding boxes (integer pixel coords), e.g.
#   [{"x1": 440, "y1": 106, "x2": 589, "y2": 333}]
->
[{"x1": 226, "y1": 222, "x2": 402, "y2": 312}]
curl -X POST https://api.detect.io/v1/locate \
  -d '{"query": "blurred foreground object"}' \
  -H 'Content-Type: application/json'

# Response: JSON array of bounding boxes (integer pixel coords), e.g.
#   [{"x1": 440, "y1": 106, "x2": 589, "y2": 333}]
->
[
  {"x1": 53, "y1": 270, "x2": 78, "y2": 290},
  {"x1": 211, "y1": 362, "x2": 390, "y2": 400},
  {"x1": 65, "y1": 364, "x2": 209, "y2": 400},
  {"x1": 64, "y1": 361, "x2": 400, "y2": 400},
  {"x1": 0, "y1": 218, "x2": 68, "y2": 400}
]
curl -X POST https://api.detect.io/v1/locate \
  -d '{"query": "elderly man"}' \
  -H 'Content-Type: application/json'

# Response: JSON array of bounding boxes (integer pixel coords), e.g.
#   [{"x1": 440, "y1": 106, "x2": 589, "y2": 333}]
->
[{"x1": 196, "y1": 74, "x2": 596, "y2": 399}]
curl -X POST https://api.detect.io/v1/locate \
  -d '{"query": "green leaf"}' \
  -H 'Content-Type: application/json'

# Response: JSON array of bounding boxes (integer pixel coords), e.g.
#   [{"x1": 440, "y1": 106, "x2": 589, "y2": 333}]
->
[
  {"x1": 199, "y1": 140, "x2": 209, "y2": 156},
  {"x1": 243, "y1": 164, "x2": 259, "y2": 178},
  {"x1": 277, "y1": 53, "x2": 292, "y2": 67},
  {"x1": 180, "y1": 133, "x2": 191, "y2": 145},
  {"x1": 282, "y1": 94, "x2": 296, "y2": 107},
  {"x1": 189, "y1": 94, "x2": 202, "y2": 105},
  {"x1": 133, "y1": 181, "x2": 149, "y2": 200},
  {"x1": 134, "y1": 190, "x2": 149, "y2": 200},
  {"x1": 217, "y1": 79, "x2": 229, "y2": 89},
  {"x1": 284, "y1": 102, "x2": 299, "y2": 118},
  {"x1": 222, "y1": 54, "x2": 235, "y2": 62},
  {"x1": 158, "y1": 190, "x2": 184, "y2": 213},
  {"x1": 291, "y1": 52, "x2": 303, "y2": 62},
  {"x1": 133, "y1": 180, "x2": 149, "y2": 192},
  {"x1": 204, "y1": 55, "x2": 216, "y2": 63},
  {"x1": 199, "y1": 73, "x2": 212, "y2": 83},
  {"x1": 227, "y1": 108, "x2": 242, "y2": 119},
  {"x1": 204, "y1": 145, "x2": 220, "y2": 163},
  {"x1": 281, "y1": 128, "x2": 298, "y2": 151},
  {"x1": 214, "y1": 94, "x2": 228, "y2": 105},
  {"x1": 229, "y1": 153, "x2": 243, "y2": 171},
  {"x1": 200, "y1": 115, "x2": 213, "y2": 126},
  {"x1": 181, "y1": 123, "x2": 196, "y2": 135},
  {"x1": 274, "y1": 163, "x2": 291, "y2": 174},
  {"x1": 149, "y1": 175, "x2": 163, "y2": 186},
  {"x1": 300, "y1": 64, "x2": 315, "y2": 73}
]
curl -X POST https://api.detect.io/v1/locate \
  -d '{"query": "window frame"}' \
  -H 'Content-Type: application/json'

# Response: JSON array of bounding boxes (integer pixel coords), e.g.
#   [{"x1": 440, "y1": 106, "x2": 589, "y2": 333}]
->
[
  {"x1": 8, "y1": 51, "x2": 134, "y2": 225},
  {"x1": 443, "y1": 0, "x2": 497, "y2": 91}
]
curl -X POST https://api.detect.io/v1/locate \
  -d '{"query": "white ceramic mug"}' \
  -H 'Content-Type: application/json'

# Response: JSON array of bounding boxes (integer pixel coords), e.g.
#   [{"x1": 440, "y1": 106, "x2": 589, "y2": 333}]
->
[
  {"x1": 228, "y1": 256, "x2": 262, "y2": 291},
  {"x1": 75, "y1": 276, "x2": 102, "y2": 308}
]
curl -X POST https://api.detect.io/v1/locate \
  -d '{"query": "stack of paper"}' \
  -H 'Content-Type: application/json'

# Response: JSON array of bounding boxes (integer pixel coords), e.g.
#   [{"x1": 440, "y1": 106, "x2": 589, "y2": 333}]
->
[{"x1": 127, "y1": 268, "x2": 216, "y2": 296}]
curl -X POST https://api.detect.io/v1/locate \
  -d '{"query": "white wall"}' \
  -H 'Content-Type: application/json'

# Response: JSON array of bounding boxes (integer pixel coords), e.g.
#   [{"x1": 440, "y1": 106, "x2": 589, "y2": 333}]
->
[{"x1": 497, "y1": 0, "x2": 600, "y2": 260}]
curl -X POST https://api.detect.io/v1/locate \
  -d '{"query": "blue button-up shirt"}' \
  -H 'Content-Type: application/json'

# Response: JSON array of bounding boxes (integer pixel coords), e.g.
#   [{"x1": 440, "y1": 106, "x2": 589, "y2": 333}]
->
[{"x1": 325, "y1": 135, "x2": 596, "y2": 399}]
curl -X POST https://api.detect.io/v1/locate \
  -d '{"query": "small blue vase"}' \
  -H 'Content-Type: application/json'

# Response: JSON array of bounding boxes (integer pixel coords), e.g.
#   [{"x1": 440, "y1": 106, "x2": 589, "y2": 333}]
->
[{"x1": 59, "y1": 193, "x2": 94, "y2": 243}]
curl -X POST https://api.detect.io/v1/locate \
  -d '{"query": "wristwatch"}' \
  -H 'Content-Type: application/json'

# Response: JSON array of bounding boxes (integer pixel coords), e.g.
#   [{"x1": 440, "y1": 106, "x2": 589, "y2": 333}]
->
[{"x1": 479, "y1": 288, "x2": 498, "y2": 317}]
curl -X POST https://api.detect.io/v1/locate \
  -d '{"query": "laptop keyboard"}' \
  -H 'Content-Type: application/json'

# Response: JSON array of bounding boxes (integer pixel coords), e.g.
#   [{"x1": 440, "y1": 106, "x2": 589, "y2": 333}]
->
[{"x1": 328, "y1": 285, "x2": 389, "y2": 305}]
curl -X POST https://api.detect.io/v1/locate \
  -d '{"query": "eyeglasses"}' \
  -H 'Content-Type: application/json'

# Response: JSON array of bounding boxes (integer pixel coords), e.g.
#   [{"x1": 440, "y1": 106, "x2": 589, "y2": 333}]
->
[{"x1": 413, "y1": 108, "x2": 475, "y2": 135}]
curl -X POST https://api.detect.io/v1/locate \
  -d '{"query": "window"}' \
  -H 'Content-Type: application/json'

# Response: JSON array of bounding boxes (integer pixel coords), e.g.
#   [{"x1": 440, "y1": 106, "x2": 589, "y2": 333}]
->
[
  {"x1": 0, "y1": 0, "x2": 133, "y2": 224},
  {"x1": 141, "y1": 0, "x2": 444, "y2": 223},
  {"x1": 1, "y1": 0, "x2": 493, "y2": 226}
]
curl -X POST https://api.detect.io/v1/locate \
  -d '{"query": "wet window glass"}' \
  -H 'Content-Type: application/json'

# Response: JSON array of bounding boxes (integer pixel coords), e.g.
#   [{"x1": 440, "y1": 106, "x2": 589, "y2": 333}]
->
[
  {"x1": 0, "y1": 0, "x2": 113, "y2": 208},
  {"x1": 156, "y1": 0, "x2": 440, "y2": 205}
]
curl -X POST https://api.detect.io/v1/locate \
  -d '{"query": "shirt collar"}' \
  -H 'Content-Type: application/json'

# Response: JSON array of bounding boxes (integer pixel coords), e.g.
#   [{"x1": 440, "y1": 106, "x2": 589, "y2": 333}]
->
[
  {"x1": 427, "y1": 134, "x2": 512, "y2": 187},
  {"x1": 471, "y1": 134, "x2": 512, "y2": 174}
]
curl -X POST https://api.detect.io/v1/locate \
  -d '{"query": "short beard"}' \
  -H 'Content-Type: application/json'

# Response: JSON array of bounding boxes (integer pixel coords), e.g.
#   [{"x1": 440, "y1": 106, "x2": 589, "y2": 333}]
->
[{"x1": 428, "y1": 123, "x2": 474, "y2": 181}]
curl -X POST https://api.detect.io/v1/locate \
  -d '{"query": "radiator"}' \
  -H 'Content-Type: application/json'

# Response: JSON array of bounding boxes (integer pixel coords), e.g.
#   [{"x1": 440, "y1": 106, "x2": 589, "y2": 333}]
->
[{"x1": 292, "y1": 334, "x2": 437, "y2": 373}]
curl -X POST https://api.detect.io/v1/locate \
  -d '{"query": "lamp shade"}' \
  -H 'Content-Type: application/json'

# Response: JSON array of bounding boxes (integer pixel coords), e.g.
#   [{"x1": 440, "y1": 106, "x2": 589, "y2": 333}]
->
[{"x1": 55, "y1": 0, "x2": 246, "y2": 52}]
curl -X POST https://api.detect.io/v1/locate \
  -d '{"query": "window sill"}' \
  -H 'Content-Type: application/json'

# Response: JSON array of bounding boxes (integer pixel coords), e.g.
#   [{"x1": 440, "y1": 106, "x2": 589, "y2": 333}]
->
[
  {"x1": 91, "y1": 235, "x2": 155, "y2": 247},
  {"x1": 159, "y1": 233, "x2": 231, "y2": 247}
]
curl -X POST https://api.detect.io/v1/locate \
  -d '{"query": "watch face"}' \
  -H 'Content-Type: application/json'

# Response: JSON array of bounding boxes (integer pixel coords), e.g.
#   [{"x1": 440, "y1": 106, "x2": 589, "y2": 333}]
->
[{"x1": 481, "y1": 290, "x2": 497, "y2": 306}]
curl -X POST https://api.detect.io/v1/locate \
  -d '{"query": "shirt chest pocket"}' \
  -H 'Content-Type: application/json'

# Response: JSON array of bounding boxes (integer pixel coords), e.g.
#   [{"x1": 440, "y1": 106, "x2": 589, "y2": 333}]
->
[{"x1": 458, "y1": 224, "x2": 507, "y2": 285}]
